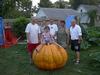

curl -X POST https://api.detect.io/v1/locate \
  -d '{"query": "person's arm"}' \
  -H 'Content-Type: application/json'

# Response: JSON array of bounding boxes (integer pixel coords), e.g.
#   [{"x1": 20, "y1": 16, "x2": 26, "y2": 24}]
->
[
  {"x1": 26, "y1": 32, "x2": 31, "y2": 43},
  {"x1": 78, "y1": 26, "x2": 82, "y2": 44},
  {"x1": 25, "y1": 24, "x2": 31, "y2": 43},
  {"x1": 38, "y1": 33, "x2": 41, "y2": 43},
  {"x1": 38, "y1": 26, "x2": 41, "y2": 43},
  {"x1": 54, "y1": 25, "x2": 58, "y2": 40},
  {"x1": 66, "y1": 29, "x2": 70, "y2": 46}
]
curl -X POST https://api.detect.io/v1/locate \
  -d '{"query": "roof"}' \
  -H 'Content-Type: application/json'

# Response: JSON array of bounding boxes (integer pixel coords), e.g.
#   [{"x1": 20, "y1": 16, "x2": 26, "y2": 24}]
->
[
  {"x1": 37, "y1": 8, "x2": 79, "y2": 20},
  {"x1": 79, "y1": 4, "x2": 100, "y2": 11},
  {"x1": 97, "y1": 6, "x2": 100, "y2": 15},
  {"x1": 79, "y1": 4, "x2": 100, "y2": 15},
  {"x1": 79, "y1": 4, "x2": 98, "y2": 11}
]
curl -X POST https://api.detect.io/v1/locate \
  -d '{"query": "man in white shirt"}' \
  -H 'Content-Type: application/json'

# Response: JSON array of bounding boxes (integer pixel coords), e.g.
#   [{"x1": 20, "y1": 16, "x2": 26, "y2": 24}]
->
[
  {"x1": 25, "y1": 18, "x2": 41, "y2": 57},
  {"x1": 48, "y1": 19, "x2": 58, "y2": 40},
  {"x1": 70, "y1": 19, "x2": 82, "y2": 64}
]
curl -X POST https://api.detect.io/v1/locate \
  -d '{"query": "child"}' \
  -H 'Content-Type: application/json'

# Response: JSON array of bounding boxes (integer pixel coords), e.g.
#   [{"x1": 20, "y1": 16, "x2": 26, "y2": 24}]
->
[
  {"x1": 42, "y1": 26, "x2": 54, "y2": 44},
  {"x1": 35, "y1": 26, "x2": 61, "y2": 52}
]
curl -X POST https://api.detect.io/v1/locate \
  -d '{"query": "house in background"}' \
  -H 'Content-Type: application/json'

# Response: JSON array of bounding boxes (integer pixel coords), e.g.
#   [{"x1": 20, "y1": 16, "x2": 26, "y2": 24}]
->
[
  {"x1": 77, "y1": 4, "x2": 100, "y2": 26},
  {"x1": 36, "y1": 8, "x2": 79, "y2": 20},
  {"x1": 95, "y1": 6, "x2": 100, "y2": 26}
]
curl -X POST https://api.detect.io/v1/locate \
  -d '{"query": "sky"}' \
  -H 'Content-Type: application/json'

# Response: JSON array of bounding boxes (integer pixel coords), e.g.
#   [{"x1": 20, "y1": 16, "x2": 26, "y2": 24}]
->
[{"x1": 32, "y1": 0, "x2": 69, "y2": 6}]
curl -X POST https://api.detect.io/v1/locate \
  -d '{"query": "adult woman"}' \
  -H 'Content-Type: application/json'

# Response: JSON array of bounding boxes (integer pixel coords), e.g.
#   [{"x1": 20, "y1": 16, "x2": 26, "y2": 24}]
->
[{"x1": 57, "y1": 20, "x2": 69, "y2": 49}]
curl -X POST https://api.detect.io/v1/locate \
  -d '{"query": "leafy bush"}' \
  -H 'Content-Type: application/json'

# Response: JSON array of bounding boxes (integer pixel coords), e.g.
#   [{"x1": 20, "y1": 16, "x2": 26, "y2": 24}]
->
[
  {"x1": 80, "y1": 25, "x2": 100, "y2": 50},
  {"x1": 80, "y1": 24, "x2": 91, "y2": 50},
  {"x1": 13, "y1": 17, "x2": 30, "y2": 40},
  {"x1": 86, "y1": 27, "x2": 100, "y2": 46},
  {"x1": 88, "y1": 52, "x2": 100, "y2": 71},
  {"x1": 81, "y1": 40, "x2": 91, "y2": 50}
]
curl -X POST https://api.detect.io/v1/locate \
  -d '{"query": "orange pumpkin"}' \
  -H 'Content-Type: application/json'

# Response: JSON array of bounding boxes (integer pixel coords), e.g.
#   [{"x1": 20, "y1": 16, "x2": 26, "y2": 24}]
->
[{"x1": 32, "y1": 44, "x2": 68, "y2": 70}]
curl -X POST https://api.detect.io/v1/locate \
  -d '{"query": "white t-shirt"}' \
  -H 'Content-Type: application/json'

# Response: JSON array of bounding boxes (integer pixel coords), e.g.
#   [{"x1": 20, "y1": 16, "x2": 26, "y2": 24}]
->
[
  {"x1": 48, "y1": 24, "x2": 58, "y2": 36},
  {"x1": 70, "y1": 24, "x2": 82, "y2": 40},
  {"x1": 25, "y1": 23, "x2": 41, "y2": 44}
]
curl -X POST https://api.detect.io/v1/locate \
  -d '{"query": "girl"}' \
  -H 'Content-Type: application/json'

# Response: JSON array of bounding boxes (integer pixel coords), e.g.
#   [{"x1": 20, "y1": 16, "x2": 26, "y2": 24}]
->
[{"x1": 35, "y1": 26, "x2": 61, "y2": 52}]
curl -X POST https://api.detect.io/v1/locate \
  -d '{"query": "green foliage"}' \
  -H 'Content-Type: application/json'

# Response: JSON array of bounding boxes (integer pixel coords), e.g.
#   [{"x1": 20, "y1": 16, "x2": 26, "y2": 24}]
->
[
  {"x1": 0, "y1": 44, "x2": 100, "y2": 75},
  {"x1": 79, "y1": 25, "x2": 91, "y2": 50},
  {"x1": 38, "y1": 0, "x2": 53, "y2": 8},
  {"x1": 53, "y1": 0, "x2": 69, "y2": 8},
  {"x1": 70, "y1": 0, "x2": 99, "y2": 9},
  {"x1": 70, "y1": 0, "x2": 81, "y2": 9},
  {"x1": 87, "y1": 10, "x2": 97, "y2": 26},
  {"x1": 80, "y1": 25, "x2": 100, "y2": 50},
  {"x1": 88, "y1": 52, "x2": 100, "y2": 71},
  {"x1": 86, "y1": 27, "x2": 100, "y2": 46},
  {"x1": 13, "y1": 17, "x2": 30, "y2": 39},
  {"x1": 0, "y1": 0, "x2": 3, "y2": 16},
  {"x1": 1, "y1": 0, "x2": 32, "y2": 18},
  {"x1": 81, "y1": 40, "x2": 91, "y2": 50}
]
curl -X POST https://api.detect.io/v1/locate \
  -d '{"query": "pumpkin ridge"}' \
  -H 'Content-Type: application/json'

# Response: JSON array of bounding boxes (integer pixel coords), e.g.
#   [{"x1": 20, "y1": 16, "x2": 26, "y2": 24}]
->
[
  {"x1": 56, "y1": 46, "x2": 65, "y2": 66},
  {"x1": 50, "y1": 45, "x2": 57, "y2": 69},
  {"x1": 36, "y1": 45, "x2": 46, "y2": 68},
  {"x1": 60, "y1": 48, "x2": 68, "y2": 64},
  {"x1": 54, "y1": 45, "x2": 64, "y2": 66},
  {"x1": 50, "y1": 44, "x2": 60, "y2": 68}
]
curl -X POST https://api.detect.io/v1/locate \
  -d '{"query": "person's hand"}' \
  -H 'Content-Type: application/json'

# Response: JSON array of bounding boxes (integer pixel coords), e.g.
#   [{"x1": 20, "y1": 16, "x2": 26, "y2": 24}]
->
[
  {"x1": 38, "y1": 39, "x2": 41, "y2": 43},
  {"x1": 78, "y1": 40, "x2": 81, "y2": 44},
  {"x1": 27, "y1": 39, "x2": 31, "y2": 43}
]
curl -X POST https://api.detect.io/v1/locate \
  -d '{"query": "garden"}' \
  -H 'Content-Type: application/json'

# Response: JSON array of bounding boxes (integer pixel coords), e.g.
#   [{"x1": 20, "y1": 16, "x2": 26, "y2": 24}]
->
[
  {"x1": 0, "y1": 44, "x2": 100, "y2": 75},
  {"x1": 0, "y1": 17, "x2": 100, "y2": 75}
]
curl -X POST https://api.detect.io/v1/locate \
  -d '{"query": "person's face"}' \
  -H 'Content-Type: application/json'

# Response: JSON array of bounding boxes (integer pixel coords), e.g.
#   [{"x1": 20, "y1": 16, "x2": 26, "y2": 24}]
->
[
  {"x1": 50, "y1": 20, "x2": 53, "y2": 24},
  {"x1": 38, "y1": 21, "x2": 42, "y2": 25},
  {"x1": 53, "y1": 20, "x2": 58, "y2": 24},
  {"x1": 32, "y1": 19, "x2": 37, "y2": 24},
  {"x1": 45, "y1": 20, "x2": 49, "y2": 26},
  {"x1": 60, "y1": 22, "x2": 65, "y2": 27},
  {"x1": 42, "y1": 21, "x2": 46, "y2": 26},
  {"x1": 44, "y1": 28, "x2": 49, "y2": 32},
  {"x1": 71, "y1": 21, "x2": 76, "y2": 27}
]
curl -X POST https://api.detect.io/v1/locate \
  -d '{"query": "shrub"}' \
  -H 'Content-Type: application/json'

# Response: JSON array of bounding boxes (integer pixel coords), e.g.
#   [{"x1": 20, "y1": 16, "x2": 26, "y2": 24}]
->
[
  {"x1": 86, "y1": 27, "x2": 100, "y2": 46},
  {"x1": 13, "y1": 17, "x2": 30, "y2": 40},
  {"x1": 81, "y1": 40, "x2": 91, "y2": 50},
  {"x1": 80, "y1": 26, "x2": 100, "y2": 50},
  {"x1": 88, "y1": 52, "x2": 100, "y2": 71},
  {"x1": 80, "y1": 24, "x2": 91, "y2": 50}
]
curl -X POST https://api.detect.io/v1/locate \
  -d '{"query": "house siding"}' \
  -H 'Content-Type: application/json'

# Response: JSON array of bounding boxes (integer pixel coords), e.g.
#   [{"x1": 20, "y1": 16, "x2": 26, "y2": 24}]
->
[{"x1": 77, "y1": 6, "x2": 90, "y2": 24}]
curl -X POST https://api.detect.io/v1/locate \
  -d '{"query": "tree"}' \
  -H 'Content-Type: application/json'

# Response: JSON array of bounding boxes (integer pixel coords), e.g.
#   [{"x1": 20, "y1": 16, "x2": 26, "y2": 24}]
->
[
  {"x1": 70, "y1": 0, "x2": 99, "y2": 9},
  {"x1": 16, "y1": 0, "x2": 32, "y2": 17},
  {"x1": 38, "y1": 0, "x2": 53, "y2": 8},
  {"x1": 87, "y1": 10, "x2": 97, "y2": 26},
  {"x1": 32, "y1": 6, "x2": 39, "y2": 13},
  {"x1": 53, "y1": 0, "x2": 70, "y2": 8},
  {"x1": 1, "y1": 0, "x2": 32, "y2": 18},
  {"x1": 70, "y1": 0, "x2": 81, "y2": 9},
  {"x1": 0, "y1": 0, "x2": 3, "y2": 16}
]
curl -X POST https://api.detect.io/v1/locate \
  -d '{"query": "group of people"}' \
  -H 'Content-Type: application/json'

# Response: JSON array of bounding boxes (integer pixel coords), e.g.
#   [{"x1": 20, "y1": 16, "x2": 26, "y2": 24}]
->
[{"x1": 25, "y1": 18, "x2": 82, "y2": 64}]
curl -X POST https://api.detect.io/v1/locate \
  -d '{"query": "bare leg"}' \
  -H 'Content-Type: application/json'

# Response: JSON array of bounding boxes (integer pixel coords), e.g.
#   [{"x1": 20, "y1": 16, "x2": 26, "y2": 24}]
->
[
  {"x1": 75, "y1": 51, "x2": 80, "y2": 64},
  {"x1": 76, "y1": 51, "x2": 80, "y2": 61}
]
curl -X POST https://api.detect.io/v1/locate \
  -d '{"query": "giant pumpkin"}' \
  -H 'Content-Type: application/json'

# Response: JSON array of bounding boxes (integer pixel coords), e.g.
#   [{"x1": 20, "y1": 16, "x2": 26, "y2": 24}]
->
[{"x1": 32, "y1": 44, "x2": 68, "y2": 70}]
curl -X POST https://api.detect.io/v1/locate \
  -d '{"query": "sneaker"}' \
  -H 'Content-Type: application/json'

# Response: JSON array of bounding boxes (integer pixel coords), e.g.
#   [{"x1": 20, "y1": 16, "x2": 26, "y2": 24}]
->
[{"x1": 75, "y1": 60, "x2": 80, "y2": 64}]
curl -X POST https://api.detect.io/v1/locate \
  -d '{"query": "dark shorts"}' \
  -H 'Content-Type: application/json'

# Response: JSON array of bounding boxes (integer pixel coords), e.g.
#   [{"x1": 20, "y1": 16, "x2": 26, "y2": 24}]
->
[
  {"x1": 71, "y1": 40, "x2": 80, "y2": 52},
  {"x1": 27, "y1": 43, "x2": 39, "y2": 55}
]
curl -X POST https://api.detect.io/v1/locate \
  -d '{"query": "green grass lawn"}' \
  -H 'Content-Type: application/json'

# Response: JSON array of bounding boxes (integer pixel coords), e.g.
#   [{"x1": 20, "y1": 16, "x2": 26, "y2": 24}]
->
[{"x1": 0, "y1": 44, "x2": 100, "y2": 75}]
